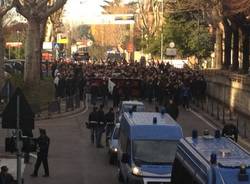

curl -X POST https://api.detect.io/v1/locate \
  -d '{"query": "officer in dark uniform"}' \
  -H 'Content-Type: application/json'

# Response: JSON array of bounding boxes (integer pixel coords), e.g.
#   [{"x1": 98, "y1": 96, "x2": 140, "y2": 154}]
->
[
  {"x1": 31, "y1": 129, "x2": 50, "y2": 177},
  {"x1": 105, "y1": 108, "x2": 115, "y2": 146},
  {"x1": 222, "y1": 123, "x2": 238, "y2": 142},
  {"x1": 88, "y1": 107, "x2": 98, "y2": 144},
  {"x1": 96, "y1": 104, "x2": 106, "y2": 148}
]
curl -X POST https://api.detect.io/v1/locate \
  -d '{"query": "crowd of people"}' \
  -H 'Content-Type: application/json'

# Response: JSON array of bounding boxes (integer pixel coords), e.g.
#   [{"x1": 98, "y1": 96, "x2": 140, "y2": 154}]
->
[{"x1": 51, "y1": 59, "x2": 207, "y2": 112}]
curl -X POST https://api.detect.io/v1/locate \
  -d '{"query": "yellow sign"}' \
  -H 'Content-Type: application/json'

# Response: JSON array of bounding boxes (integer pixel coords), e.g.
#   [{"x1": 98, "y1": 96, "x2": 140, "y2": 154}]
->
[{"x1": 57, "y1": 38, "x2": 68, "y2": 44}]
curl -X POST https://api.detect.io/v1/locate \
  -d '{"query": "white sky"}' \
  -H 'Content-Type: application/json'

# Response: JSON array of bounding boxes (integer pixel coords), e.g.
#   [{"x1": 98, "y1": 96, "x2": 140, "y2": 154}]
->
[{"x1": 64, "y1": 0, "x2": 134, "y2": 22}]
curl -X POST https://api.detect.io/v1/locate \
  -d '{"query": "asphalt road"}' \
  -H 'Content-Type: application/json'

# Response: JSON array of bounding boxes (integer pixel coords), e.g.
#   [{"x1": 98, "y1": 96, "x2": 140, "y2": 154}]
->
[{"x1": 22, "y1": 100, "x2": 216, "y2": 184}]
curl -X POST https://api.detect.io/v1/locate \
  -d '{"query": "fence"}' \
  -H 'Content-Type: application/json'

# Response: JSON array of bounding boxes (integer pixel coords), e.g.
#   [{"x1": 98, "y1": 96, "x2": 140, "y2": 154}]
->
[{"x1": 192, "y1": 95, "x2": 250, "y2": 139}]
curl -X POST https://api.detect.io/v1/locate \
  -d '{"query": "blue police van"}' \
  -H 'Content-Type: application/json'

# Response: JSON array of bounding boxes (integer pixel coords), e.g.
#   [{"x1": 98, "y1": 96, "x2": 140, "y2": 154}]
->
[
  {"x1": 118, "y1": 112, "x2": 183, "y2": 184},
  {"x1": 171, "y1": 130, "x2": 250, "y2": 184}
]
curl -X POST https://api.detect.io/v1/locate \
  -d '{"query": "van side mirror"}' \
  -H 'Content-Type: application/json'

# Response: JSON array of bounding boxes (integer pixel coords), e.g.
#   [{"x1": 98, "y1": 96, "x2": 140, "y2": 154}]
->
[{"x1": 121, "y1": 153, "x2": 129, "y2": 163}]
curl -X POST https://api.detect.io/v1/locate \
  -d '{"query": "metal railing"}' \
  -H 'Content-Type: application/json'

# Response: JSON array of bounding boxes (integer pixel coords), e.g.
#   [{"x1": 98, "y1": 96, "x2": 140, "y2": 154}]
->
[{"x1": 192, "y1": 95, "x2": 249, "y2": 139}]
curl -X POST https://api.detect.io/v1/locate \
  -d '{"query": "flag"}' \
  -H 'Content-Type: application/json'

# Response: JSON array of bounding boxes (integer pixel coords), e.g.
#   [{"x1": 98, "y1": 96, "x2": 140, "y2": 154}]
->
[{"x1": 108, "y1": 78, "x2": 116, "y2": 94}]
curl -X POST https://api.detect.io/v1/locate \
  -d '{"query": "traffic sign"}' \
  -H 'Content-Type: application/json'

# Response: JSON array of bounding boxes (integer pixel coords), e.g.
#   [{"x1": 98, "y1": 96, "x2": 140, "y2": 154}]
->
[
  {"x1": 1, "y1": 88, "x2": 34, "y2": 130},
  {"x1": 6, "y1": 42, "x2": 22, "y2": 48},
  {"x1": 127, "y1": 42, "x2": 134, "y2": 53},
  {"x1": 166, "y1": 48, "x2": 177, "y2": 56}
]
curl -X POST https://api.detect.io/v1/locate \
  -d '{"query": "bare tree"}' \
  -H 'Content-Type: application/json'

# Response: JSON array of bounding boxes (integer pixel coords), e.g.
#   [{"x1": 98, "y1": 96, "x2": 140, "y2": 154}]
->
[
  {"x1": 137, "y1": 0, "x2": 161, "y2": 42},
  {"x1": 14, "y1": 0, "x2": 67, "y2": 85},
  {"x1": 0, "y1": 0, "x2": 15, "y2": 87}
]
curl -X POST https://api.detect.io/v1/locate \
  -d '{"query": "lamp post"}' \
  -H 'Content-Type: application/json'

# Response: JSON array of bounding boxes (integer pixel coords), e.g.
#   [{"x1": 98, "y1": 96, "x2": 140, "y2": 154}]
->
[{"x1": 16, "y1": 30, "x2": 20, "y2": 59}]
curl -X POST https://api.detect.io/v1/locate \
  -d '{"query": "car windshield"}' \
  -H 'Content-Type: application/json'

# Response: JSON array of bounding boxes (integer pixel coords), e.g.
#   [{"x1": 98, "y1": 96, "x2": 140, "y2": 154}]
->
[
  {"x1": 113, "y1": 128, "x2": 120, "y2": 139},
  {"x1": 133, "y1": 140, "x2": 178, "y2": 165}
]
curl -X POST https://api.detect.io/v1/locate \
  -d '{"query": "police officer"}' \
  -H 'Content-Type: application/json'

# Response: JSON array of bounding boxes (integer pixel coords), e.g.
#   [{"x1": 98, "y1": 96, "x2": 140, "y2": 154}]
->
[
  {"x1": 31, "y1": 129, "x2": 50, "y2": 177},
  {"x1": 88, "y1": 107, "x2": 98, "y2": 144},
  {"x1": 96, "y1": 104, "x2": 105, "y2": 148},
  {"x1": 0, "y1": 166, "x2": 14, "y2": 184},
  {"x1": 105, "y1": 108, "x2": 115, "y2": 146}
]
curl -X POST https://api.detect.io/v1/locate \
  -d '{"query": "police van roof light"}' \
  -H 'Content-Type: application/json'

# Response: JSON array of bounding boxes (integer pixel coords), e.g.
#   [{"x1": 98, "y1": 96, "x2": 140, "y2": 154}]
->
[
  {"x1": 160, "y1": 109, "x2": 165, "y2": 115},
  {"x1": 153, "y1": 117, "x2": 157, "y2": 125},
  {"x1": 210, "y1": 153, "x2": 217, "y2": 165},
  {"x1": 192, "y1": 129, "x2": 198, "y2": 139},
  {"x1": 238, "y1": 164, "x2": 249, "y2": 181},
  {"x1": 215, "y1": 130, "x2": 221, "y2": 138}
]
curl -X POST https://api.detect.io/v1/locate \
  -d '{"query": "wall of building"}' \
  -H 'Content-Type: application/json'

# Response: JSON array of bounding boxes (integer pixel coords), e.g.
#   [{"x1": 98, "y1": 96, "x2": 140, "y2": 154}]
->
[{"x1": 204, "y1": 70, "x2": 250, "y2": 117}]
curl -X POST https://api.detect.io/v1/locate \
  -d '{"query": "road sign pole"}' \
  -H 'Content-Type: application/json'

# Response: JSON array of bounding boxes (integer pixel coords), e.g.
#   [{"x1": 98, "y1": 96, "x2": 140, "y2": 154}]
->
[
  {"x1": 9, "y1": 46, "x2": 11, "y2": 59},
  {"x1": 16, "y1": 95, "x2": 22, "y2": 184}
]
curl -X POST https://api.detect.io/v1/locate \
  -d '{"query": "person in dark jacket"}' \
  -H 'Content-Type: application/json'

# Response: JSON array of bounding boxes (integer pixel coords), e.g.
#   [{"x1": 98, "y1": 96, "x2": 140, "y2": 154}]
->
[
  {"x1": 0, "y1": 166, "x2": 14, "y2": 184},
  {"x1": 22, "y1": 128, "x2": 33, "y2": 164},
  {"x1": 31, "y1": 129, "x2": 50, "y2": 177},
  {"x1": 105, "y1": 108, "x2": 115, "y2": 146},
  {"x1": 166, "y1": 99, "x2": 179, "y2": 121},
  {"x1": 112, "y1": 85, "x2": 120, "y2": 108},
  {"x1": 88, "y1": 107, "x2": 98, "y2": 144},
  {"x1": 96, "y1": 104, "x2": 106, "y2": 148}
]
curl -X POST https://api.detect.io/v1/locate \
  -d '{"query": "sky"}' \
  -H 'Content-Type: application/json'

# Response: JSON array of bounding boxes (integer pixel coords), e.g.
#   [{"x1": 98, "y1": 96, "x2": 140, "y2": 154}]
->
[{"x1": 64, "y1": 0, "x2": 134, "y2": 23}]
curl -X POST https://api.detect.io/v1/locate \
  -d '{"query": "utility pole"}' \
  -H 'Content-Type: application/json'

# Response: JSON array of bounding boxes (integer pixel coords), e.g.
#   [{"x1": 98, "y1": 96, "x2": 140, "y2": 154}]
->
[{"x1": 16, "y1": 95, "x2": 22, "y2": 184}]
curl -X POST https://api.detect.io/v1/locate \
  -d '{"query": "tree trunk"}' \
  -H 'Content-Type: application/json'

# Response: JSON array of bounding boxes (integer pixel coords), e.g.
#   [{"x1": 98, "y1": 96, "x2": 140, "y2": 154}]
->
[
  {"x1": 232, "y1": 28, "x2": 239, "y2": 71},
  {"x1": 215, "y1": 27, "x2": 223, "y2": 69},
  {"x1": 242, "y1": 30, "x2": 250, "y2": 74},
  {"x1": 24, "y1": 19, "x2": 41, "y2": 85},
  {"x1": 0, "y1": 17, "x2": 5, "y2": 88},
  {"x1": 39, "y1": 19, "x2": 47, "y2": 79},
  {"x1": 223, "y1": 23, "x2": 232, "y2": 69}
]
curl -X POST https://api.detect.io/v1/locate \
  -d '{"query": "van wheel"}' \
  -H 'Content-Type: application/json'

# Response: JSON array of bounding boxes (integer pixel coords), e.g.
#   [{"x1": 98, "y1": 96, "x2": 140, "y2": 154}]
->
[{"x1": 118, "y1": 169, "x2": 123, "y2": 182}]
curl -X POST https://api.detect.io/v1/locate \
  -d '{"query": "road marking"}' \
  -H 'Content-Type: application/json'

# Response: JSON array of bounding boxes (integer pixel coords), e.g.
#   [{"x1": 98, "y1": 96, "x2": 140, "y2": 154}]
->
[{"x1": 189, "y1": 109, "x2": 217, "y2": 130}]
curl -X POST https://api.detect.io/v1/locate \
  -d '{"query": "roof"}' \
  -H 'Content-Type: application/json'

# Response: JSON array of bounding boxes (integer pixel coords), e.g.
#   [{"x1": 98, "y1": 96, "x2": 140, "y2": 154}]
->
[
  {"x1": 122, "y1": 112, "x2": 183, "y2": 140},
  {"x1": 122, "y1": 101, "x2": 144, "y2": 106},
  {"x1": 185, "y1": 136, "x2": 250, "y2": 167}
]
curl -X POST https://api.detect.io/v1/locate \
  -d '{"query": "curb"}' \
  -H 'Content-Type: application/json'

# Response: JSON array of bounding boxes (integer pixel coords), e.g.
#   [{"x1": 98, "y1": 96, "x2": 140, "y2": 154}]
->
[
  {"x1": 35, "y1": 99, "x2": 87, "y2": 121},
  {"x1": 35, "y1": 105, "x2": 85, "y2": 121}
]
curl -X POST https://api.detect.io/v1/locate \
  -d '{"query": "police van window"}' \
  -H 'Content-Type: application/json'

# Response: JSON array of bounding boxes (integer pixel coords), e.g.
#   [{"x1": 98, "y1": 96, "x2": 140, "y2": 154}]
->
[
  {"x1": 172, "y1": 158, "x2": 203, "y2": 184},
  {"x1": 132, "y1": 140, "x2": 178, "y2": 165}
]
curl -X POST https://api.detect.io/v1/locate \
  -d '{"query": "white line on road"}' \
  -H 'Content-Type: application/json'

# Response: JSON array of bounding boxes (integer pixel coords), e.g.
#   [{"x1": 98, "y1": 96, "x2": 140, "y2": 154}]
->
[{"x1": 189, "y1": 109, "x2": 217, "y2": 130}]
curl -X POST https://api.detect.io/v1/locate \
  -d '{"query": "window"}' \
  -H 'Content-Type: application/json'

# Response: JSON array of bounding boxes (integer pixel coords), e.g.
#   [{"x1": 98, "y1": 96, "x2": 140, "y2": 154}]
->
[{"x1": 132, "y1": 140, "x2": 178, "y2": 165}]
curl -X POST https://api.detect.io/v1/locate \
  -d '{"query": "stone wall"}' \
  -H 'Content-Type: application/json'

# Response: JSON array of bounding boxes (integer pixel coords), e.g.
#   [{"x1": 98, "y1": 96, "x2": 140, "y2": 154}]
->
[{"x1": 203, "y1": 70, "x2": 250, "y2": 117}]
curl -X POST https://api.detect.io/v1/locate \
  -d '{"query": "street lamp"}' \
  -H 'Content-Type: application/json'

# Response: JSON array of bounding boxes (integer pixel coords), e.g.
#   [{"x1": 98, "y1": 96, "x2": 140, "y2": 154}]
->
[{"x1": 16, "y1": 30, "x2": 20, "y2": 59}]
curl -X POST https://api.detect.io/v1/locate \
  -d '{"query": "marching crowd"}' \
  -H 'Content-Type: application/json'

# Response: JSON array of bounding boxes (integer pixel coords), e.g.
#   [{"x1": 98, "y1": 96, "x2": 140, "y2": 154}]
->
[{"x1": 51, "y1": 60, "x2": 207, "y2": 110}]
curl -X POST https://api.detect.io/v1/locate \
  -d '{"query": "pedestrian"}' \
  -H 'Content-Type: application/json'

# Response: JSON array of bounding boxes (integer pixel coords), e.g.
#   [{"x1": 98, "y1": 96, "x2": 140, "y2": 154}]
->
[
  {"x1": 88, "y1": 106, "x2": 98, "y2": 144},
  {"x1": 166, "y1": 99, "x2": 179, "y2": 121},
  {"x1": 22, "y1": 128, "x2": 33, "y2": 164},
  {"x1": 0, "y1": 166, "x2": 14, "y2": 184},
  {"x1": 31, "y1": 129, "x2": 50, "y2": 177},
  {"x1": 96, "y1": 104, "x2": 106, "y2": 148},
  {"x1": 105, "y1": 108, "x2": 115, "y2": 146},
  {"x1": 181, "y1": 85, "x2": 191, "y2": 110}
]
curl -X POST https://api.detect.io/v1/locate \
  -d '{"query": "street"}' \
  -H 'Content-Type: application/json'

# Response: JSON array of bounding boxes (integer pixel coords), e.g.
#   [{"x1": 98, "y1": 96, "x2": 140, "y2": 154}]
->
[{"x1": 22, "y1": 100, "x2": 216, "y2": 184}]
